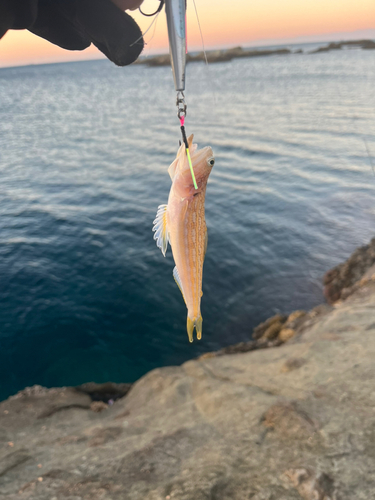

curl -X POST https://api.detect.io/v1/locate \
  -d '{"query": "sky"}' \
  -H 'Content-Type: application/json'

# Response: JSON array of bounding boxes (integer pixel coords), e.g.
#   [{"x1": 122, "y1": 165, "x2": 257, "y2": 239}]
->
[{"x1": 0, "y1": 0, "x2": 374, "y2": 67}]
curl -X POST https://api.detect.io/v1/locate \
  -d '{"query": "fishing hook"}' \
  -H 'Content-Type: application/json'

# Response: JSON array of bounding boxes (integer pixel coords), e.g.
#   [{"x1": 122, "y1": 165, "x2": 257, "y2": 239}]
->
[{"x1": 139, "y1": 0, "x2": 165, "y2": 17}]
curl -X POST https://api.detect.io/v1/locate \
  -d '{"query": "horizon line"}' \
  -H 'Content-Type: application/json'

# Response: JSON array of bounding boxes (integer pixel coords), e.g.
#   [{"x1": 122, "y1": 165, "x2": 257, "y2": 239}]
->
[{"x1": 1, "y1": 30, "x2": 374, "y2": 70}]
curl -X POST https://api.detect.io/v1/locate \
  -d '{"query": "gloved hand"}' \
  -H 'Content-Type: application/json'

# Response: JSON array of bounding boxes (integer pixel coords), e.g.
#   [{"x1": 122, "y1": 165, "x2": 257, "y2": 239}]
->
[{"x1": 0, "y1": 0, "x2": 145, "y2": 66}]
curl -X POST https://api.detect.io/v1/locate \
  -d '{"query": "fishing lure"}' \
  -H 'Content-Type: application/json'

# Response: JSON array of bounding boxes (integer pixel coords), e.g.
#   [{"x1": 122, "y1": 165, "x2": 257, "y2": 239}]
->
[
  {"x1": 139, "y1": 0, "x2": 195, "y2": 176},
  {"x1": 165, "y1": 0, "x2": 197, "y2": 188}
]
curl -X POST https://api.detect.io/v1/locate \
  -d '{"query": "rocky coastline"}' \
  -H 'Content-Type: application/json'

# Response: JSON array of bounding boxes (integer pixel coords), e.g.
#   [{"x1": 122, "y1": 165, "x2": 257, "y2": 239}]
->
[
  {"x1": 310, "y1": 39, "x2": 375, "y2": 54},
  {"x1": 1, "y1": 238, "x2": 375, "y2": 498},
  {"x1": 136, "y1": 39, "x2": 375, "y2": 67}
]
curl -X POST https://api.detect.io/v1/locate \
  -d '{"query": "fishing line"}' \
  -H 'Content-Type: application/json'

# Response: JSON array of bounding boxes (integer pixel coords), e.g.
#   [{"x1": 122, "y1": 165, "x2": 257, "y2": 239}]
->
[
  {"x1": 176, "y1": 93, "x2": 198, "y2": 189},
  {"x1": 145, "y1": 9, "x2": 161, "y2": 48},
  {"x1": 130, "y1": 10, "x2": 161, "y2": 47},
  {"x1": 363, "y1": 136, "x2": 375, "y2": 177},
  {"x1": 334, "y1": 65, "x2": 375, "y2": 179},
  {"x1": 192, "y1": 0, "x2": 208, "y2": 67},
  {"x1": 190, "y1": 0, "x2": 218, "y2": 114}
]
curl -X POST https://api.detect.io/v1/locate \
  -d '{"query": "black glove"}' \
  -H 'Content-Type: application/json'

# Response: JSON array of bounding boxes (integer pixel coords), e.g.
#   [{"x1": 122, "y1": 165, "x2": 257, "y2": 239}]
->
[{"x1": 0, "y1": 0, "x2": 144, "y2": 66}]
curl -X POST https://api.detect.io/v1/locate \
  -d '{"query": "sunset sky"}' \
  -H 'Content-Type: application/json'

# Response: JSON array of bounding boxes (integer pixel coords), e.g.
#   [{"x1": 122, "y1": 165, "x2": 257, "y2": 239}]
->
[{"x1": 0, "y1": 0, "x2": 374, "y2": 67}]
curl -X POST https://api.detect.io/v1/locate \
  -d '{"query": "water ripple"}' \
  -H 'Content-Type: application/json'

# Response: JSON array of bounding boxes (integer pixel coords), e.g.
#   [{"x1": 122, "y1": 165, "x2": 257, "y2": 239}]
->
[{"x1": 0, "y1": 49, "x2": 374, "y2": 399}]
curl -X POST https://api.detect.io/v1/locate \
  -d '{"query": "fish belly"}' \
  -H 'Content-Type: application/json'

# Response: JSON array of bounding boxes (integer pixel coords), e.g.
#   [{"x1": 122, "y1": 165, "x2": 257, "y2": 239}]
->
[{"x1": 169, "y1": 194, "x2": 206, "y2": 320}]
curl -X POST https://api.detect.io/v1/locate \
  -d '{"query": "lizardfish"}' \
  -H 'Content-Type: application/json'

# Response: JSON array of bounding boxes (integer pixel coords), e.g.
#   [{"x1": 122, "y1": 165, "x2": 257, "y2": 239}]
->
[{"x1": 153, "y1": 135, "x2": 215, "y2": 342}]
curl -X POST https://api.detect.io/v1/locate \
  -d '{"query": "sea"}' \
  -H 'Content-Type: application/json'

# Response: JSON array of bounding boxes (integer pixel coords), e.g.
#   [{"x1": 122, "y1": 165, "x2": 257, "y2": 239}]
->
[{"x1": 0, "y1": 44, "x2": 374, "y2": 401}]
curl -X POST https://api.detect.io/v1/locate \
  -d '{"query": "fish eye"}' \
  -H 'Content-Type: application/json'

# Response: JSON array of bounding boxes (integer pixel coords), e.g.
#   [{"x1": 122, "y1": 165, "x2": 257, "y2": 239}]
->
[{"x1": 208, "y1": 157, "x2": 215, "y2": 167}]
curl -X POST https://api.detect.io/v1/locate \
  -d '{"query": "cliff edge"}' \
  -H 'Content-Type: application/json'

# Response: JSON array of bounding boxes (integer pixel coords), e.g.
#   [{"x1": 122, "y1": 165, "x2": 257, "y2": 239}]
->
[{"x1": 1, "y1": 242, "x2": 375, "y2": 499}]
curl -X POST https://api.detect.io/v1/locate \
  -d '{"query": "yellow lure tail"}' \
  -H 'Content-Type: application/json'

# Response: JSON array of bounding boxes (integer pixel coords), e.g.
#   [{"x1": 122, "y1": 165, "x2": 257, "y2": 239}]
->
[
  {"x1": 186, "y1": 148, "x2": 198, "y2": 190},
  {"x1": 187, "y1": 315, "x2": 203, "y2": 342}
]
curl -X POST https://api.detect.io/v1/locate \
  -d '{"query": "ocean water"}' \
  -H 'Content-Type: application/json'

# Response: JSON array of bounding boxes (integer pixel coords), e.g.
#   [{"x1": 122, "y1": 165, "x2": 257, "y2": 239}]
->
[{"x1": 0, "y1": 48, "x2": 374, "y2": 401}]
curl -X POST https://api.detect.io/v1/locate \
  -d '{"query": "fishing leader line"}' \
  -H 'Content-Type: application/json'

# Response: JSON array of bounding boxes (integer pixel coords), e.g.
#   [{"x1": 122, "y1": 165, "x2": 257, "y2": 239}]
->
[
  {"x1": 334, "y1": 65, "x2": 375, "y2": 178},
  {"x1": 130, "y1": 9, "x2": 161, "y2": 47},
  {"x1": 192, "y1": 0, "x2": 218, "y2": 112}
]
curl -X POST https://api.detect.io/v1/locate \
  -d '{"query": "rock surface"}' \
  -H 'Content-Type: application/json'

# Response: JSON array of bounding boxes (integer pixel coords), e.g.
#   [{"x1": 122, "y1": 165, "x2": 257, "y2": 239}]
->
[
  {"x1": 310, "y1": 39, "x2": 375, "y2": 53},
  {"x1": 2, "y1": 247, "x2": 375, "y2": 498},
  {"x1": 323, "y1": 237, "x2": 375, "y2": 304}
]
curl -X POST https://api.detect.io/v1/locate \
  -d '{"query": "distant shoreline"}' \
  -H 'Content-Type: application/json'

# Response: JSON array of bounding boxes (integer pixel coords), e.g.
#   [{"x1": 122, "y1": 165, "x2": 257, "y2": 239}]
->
[{"x1": 136, "y1": 39, "x2": 375, "y2": 67}]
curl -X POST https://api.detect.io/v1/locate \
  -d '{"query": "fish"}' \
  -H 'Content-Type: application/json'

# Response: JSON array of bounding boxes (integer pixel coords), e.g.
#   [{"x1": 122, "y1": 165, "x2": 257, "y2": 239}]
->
[{"x1": 152, "y1": 135, "x2": 215, "y2": 342}]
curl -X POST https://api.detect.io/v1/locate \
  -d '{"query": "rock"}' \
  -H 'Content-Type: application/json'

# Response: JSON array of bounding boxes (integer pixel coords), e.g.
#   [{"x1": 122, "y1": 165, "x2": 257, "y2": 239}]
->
[
  {"x1": 262, "y1": 402, "x2": 317, "y2": 440},
  {"x1": 284, "y1": 467, "x2": 337, "y2": 500},
  {"x1": 323, "y1": 237, "x2": 375, "y2": 303},
  {"x1": 362, "y1": 40, "x2": 375, "y2": 49},
  {"x1": 143, "y1": 54, "x2": 170, "y2": 66},
  {"x1": 263, "y1": 320, "x2": 284, "y2": 340},
  {"x1": 2, "y1": 386, "x2": 92, "y2": 425},
  {"x1": 87, "y1": 426, "x2": 123, "y2": 447},
  {"x1": 0, "y1": 450, "x2": 32, "y2": 478},
  {"x1": 205, "y1": 50, "x2": 233, "y2": 63},
  {"x1": 310, "y1": 39, "x2": 375, "y2": 54},
  {"x1": 1, "y1": 280, "x2": 375, "y2": 498},
  {"x1": 311, "y1": 42, "x2": 342, "y2": 53},
  {"x1": 138, "y1": 46, "x2": 292, "y2": 67},
  {"x1": 253, "y1": 314, "x2": 287, "y2": 339},
  {"x1": 308, "y1": 304, "x2": 333, "y2": 317},
  {"x1": 278, "y1": 328, "x2": 296, "y2": 342},
  {"x1": 138, "y1": 40, "x2": 374, "y2": 68},
  {"x1": 361, "y1": 263, "x2": 375, "y2": 281},
  {"x1": 90, "y1": 401, "x2": 108, "y2": 413},
  {"x1": 3, "y1": 239, "x2": 375, "y2": 497},
  {"x1": 198, "y1": 351, "x2": 217, "y2": 360},
  {"x1": 200, "y1": 338, "x2": 278, "y2": 358},
  {"x1": 76, "y1": 381, "x2": 132, "y2": 403},
  {"x1": 281, "y1": 357, "x2": 306, "y2": 372},
  {"x1": 285, "y1": 310, "x2": 306, "y2": 324}
]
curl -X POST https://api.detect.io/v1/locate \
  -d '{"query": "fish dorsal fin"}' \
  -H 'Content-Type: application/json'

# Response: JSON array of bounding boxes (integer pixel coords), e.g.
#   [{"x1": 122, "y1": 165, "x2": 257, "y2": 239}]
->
[
  {"x1": 187, "y1": 134, "x2": 198, "y2": 155},
  {"x1": 173, "y1": 266, "x2": 186, "y2": 304},
  {"x1": 152, "y1": 204, "x2": 169, "y2": 257}
]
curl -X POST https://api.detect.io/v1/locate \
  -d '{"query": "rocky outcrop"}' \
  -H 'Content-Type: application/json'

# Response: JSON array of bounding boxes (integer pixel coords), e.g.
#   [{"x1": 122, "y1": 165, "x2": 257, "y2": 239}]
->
[
  {"x1": 138, "y1": 40, "x2": 375, "y2": 67},
  {"x1": 138, "y1": 46, "x2": 293, "y2": 66},
  {"x1": 310, "y1": 39, "x2": 375, "y2": 53},
  {"x1": 2, "y1": 242, "x2": 375, "y2": 499},
  {"x1": 323, "y1": 237, "x2": 375, "y2": 303},
  {"x1": 201, "y1": 305, "x2": 332, "y2": 359}
]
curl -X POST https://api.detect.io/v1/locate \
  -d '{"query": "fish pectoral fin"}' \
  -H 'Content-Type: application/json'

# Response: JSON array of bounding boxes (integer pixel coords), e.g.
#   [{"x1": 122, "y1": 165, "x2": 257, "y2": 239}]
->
[
  {"x1": 173, "y1": 266, "x2": 186, "y2": 304},
  {"x1": 152, "y1": 204, "x2": 169, "y2": 257}
]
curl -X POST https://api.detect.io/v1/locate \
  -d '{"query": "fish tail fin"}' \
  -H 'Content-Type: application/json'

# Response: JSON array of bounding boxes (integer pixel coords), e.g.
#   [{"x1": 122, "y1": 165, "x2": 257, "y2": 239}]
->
[
  {"x1": 186, "y1": 314, "x2": 203, "y2": 343},
  {"x1": 187, "y1": 317, "x2": 194, "y2": 343},
  {"x1": 196, "y1": 315, "x2": 203, "y2": 340}
]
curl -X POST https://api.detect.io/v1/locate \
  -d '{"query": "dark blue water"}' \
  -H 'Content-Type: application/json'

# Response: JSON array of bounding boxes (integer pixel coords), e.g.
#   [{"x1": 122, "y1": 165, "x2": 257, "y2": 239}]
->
[{"x1": 0, "y1": 48, "x2": 374, "y2": 400}]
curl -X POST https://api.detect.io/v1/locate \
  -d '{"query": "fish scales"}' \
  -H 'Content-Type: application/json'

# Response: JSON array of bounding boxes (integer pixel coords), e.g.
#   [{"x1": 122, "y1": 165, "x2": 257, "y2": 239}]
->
[
  {"x1": 152, "y1": 135, "x2": 214, "y2": 342},
  {"x1": 182, "y1": 191, "x2": 206, "y2": 316}
]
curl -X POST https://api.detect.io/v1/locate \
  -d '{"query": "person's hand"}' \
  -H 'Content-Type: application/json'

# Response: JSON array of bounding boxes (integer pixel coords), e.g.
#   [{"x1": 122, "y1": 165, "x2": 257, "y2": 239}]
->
[{"x1": 0, "y1": 0, "x2": 145, "y2": 66}]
